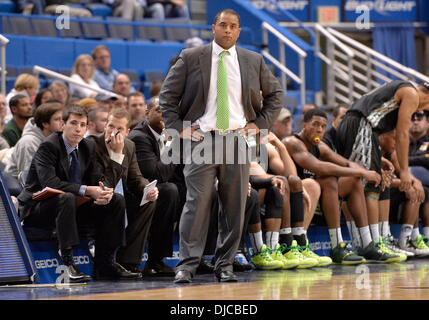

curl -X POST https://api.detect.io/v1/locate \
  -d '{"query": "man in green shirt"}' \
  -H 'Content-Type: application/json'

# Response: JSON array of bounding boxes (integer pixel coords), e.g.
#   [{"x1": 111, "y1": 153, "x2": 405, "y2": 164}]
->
[{"x1": 2, "y1": 94, "x2": 33, "y2": 147}]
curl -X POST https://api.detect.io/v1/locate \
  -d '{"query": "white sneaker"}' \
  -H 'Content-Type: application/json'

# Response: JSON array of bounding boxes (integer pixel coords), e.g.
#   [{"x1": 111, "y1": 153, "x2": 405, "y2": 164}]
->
[
  {"x1": 399, "y1": 235, "x2": 429, "y2": 257},
  {"x1": 385, "y1": 235, "x2": 415, "y2": 257}
]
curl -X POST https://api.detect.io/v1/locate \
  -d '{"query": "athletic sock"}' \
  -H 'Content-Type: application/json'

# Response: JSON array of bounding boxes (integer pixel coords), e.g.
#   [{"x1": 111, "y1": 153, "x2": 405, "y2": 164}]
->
[
  {"x1": 249, "y1": 231, "x2": 264, "y2": 254},
  {"x1": 358, "y1": 226, "x2": 372, "y2": 248},
  {"x1": 329, "y1": 228, "x2": 343, "y2": 248},
  {"x1": 265, "y1": 231, "x2": 279, "y2": 250},
  {"x1": 412, "y1": 227, "x2": 420, "y2": 241},
  {"x1": 369, "y1": 224, "x2": 380, "y2": 243},
  {"x1": 423, "y1": 227, "x2": 429, "y2": 238},
  {"x1": 279, "y1": 228, "x2": 293, "y2": 247},
  {"x1": 399, "y1": 224, "x2": 413, "y2": 246}
]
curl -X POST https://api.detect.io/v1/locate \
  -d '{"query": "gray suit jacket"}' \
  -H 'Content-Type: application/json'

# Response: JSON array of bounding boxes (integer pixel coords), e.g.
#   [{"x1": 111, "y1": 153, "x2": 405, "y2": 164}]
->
[{"x1": 160, "y1": 42, "x2": 284, "y2": 133}]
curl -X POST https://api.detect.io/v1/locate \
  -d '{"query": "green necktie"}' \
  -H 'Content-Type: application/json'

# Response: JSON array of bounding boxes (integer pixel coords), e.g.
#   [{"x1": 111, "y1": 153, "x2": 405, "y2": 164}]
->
[{"x1": 217, "y1": 50, "x2": 229, "y2": 131}]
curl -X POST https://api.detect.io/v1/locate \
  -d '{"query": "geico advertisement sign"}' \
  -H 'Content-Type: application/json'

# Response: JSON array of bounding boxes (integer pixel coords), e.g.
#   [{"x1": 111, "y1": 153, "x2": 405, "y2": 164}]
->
[{"x1": 34, "y1": 255, "x2": 91, "y2": 269}]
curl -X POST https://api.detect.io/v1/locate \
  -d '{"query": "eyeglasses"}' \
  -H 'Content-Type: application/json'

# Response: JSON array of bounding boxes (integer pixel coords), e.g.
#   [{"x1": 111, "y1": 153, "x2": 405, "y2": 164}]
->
[{"x1": 411, "y1": 112, "x2": 426, "y2": 121}]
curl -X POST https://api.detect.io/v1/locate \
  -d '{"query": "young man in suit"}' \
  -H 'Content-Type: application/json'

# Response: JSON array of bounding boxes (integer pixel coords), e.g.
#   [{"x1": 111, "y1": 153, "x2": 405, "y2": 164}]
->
[
  {"x1": 128, "y1": 96, "x2": 185, "y2": 276},
  {"x1": 18, "y1": 105, "x2": 141, "y2": 282},
  {"x1": 89, "y1": 108, "x2": 159, "y2": 275},
  {"x1": 160, "y1": 9, "x2": 284, "y2": 283}
]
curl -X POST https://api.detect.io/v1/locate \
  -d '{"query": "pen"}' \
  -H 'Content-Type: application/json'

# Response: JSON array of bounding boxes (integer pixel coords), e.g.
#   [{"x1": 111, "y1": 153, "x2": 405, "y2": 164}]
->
[{"x1": 106, "y1": 130, "x2": 120, "y2": 144}]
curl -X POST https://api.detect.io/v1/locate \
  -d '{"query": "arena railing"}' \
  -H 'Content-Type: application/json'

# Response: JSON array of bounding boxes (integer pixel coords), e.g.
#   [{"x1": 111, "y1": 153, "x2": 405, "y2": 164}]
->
[
  {"x1": 0, "y1": 33, "x2": 9, "y2": 95},
  {"x1": 261, "y1": 21, "x2": 307, "y2": 106},
  {"x1": 326, "y1": 27, "x2": 429, "y2": 105},
  {"x1": 33, "y1": 65, "x2": 119, "y2": 98}
]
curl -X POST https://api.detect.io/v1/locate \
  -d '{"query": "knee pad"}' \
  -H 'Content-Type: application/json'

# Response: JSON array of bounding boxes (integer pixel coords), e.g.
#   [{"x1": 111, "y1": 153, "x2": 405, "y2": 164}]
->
[{"x1": 264, "y1": 186, "x2": 283, "y2": 219}]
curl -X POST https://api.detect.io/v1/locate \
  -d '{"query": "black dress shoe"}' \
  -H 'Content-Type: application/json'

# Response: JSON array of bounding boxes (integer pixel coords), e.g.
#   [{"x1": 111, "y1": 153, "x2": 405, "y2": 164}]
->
[
  {"x1": 143, "y1": 260, "x2": 175, "y2": 276},
  {"x1": 61, "y1": 264, "x2": 91, "y2": 283},
  {"x1": 215, "y1": 270, "x2": 238, "y2": 283},
  {"x1": 196, "y1": 259, "x2": 215, "y2": 274},
  {"x1": 233, "y1": 259, "x2": 254, "y2": 272},
  {"x1": 174, "y1": 270, "x2": 193, "y2": 283},
  {"x1": 93, "y1": 262, "x2": 142, "y2": 280},
  {"x1": 121, "y1": 264, "x2": 144, "y2": 275}
]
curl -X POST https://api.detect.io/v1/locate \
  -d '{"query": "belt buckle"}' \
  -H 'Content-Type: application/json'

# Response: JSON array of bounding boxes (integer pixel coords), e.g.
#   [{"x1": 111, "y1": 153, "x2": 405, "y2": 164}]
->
[{"x1": 217, "y1": 129, "x2": 229, "y2": 136}]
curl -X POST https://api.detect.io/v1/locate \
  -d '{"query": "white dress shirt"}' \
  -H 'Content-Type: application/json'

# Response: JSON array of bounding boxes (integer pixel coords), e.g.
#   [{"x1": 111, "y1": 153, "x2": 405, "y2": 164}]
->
[{"x1": 194, "y1": 40, "x2": 246, "y2": 132}]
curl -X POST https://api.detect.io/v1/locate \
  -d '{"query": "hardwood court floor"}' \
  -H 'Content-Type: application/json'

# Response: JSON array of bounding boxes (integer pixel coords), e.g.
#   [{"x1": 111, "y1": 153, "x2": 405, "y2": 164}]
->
[{"x1": 1, "y1": 260, "x2": 429, "y2": 300}]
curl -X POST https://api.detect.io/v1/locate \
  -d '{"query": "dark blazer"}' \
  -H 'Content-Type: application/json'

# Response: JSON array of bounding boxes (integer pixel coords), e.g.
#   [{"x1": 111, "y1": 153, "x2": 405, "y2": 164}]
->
[
  {"x1": 17, "y1": 132, "x2": 102, "y2": 220},
  {"x1": 159, "y1": 42, "x2": 284, "y2": 134},
  {"x1": 89, "y1": 134, "x2": 149, "y2": 199},
  {"x1": 128, "y1": 121, "x2": 177, "y2": 183}
]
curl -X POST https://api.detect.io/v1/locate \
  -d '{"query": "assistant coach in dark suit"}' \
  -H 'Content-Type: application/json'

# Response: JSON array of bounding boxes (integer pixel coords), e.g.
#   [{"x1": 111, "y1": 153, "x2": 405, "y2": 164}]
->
[
  {"x1": 18, "y1": 105, "x2": 140, "y2": 282},
  {"x1": 89, "y1": 108, "x2": 158, "y2": 275},
  {"x1": 128, "y1": 96, "x2": 184, "y2": 276},
  {"x1": 160, "y1": 9, "x2": 284, "y2": 283}
]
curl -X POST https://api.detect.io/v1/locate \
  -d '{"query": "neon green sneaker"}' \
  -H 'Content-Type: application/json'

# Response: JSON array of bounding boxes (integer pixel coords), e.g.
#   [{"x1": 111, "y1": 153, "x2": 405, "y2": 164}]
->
[
  {"x1": 300, "y1": 239, "x2": 333, "y2": 267},
  {"x1": 413, "y1": 235, "x2": 429, "y2": 250},
  {"x1": 331, "y1": 242, "x2": 366, "y2": 265},
  {"x1": 271, "y1": 243, "x2": 300, "y2": 270},
  {"x1": 251, "y1": 244, "x2": 283, "y2": 270},
  {"x1": 282, "y1": 240, "x2": 318, "y2": 269},
  {"x1": 378, "y1": 237, "x2": 406, "y2": 262}
]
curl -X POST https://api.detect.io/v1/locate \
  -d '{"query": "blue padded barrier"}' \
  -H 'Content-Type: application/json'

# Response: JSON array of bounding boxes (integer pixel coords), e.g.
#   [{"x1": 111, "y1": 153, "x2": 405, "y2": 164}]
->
[
  {"x1": 128, "y1": 42, "x2": 184, "y2": 76},
  {"x1": 23, "y1": 36, "x2": 76, "y2": 69},
  {"x1": 4, "y1": 34, "x2": 25, "y2": 65}
]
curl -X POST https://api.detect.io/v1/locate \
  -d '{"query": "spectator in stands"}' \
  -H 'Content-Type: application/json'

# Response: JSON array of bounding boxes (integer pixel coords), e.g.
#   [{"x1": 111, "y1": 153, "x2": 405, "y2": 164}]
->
[
  {"x1": 128, "y1": 96, "x2": 185, "y2": 276},
  {"x1": 17, "y1": 105, "x2": 140, "y2": 282},
  {"x1": 5, "y1": 74, "x2": 40, "y2": 124},
  {"x1": 102, "y1": 0, "x2": 144, "y2": 20},
  {"x1": 44, "y1": 0, "x2": 92, "y2": 17},
  {"x1": 33, "y1": 89, "x2": 53, "y2": 109},
  {"x1": 49, "y1": 81, "x2": 71, "y2": 106},
  {"x1": 5, "y1": 102, "x2": 63, "y2": 180},
  {"x1": 2, "y1": 94, "x2": 33, "y2": 147},
  {"x1": 149, "y1": 80, "x2": 163, "y2": 98},
  {"x1": 78, "y1": 98, "x2": 98, "y2": 112},
  {"x1": 85, "y1": 107, "x2": 109, "y2": 137},
  {"x1": 92, "y1": 45, "x2": 119, "y2": 92},
  {"x1": 113, "y1": 73, "x2": 135, "y2": 98},
  {"x1": 89, "y1": 108, "x2": 158, "y2": 275},
  {"x1": 126, "y1": 92, "x2": 146, "y2": 129},
  {"x1": 146, "y1": 0, "x2": 189, "y2": 20},
  {"x1": 272, "y1": 108, "x2": 292, "y2": 140},
  {"x1": 69, "y1": 54, "x2": 101, "y2": 100}
]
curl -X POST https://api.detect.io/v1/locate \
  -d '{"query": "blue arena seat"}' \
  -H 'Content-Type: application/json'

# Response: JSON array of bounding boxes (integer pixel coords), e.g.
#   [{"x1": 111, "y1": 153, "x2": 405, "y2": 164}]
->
[
  {"x1": 8, "y1": 16, "x2": 34, "y2": 36},
  {"x1": 81, "y1": 16, "x2": 108, "y2": 39},
  {"x1": 106, "y1": 17, "x2": 134, "y2": 41},
  {"x1": 86, "y1": 3, "x2": 112, "y2": 18},
  {"x1": 31, "y1": 16, "x2": 58, "y2": 37}
]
